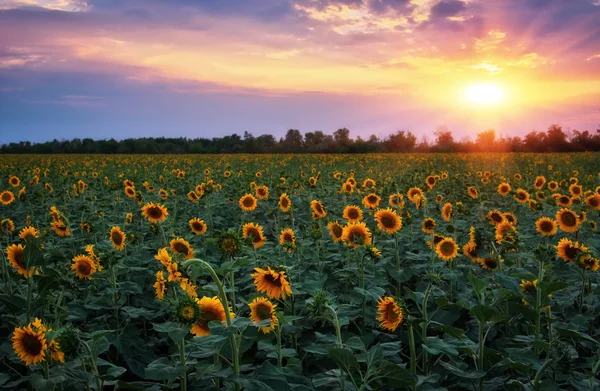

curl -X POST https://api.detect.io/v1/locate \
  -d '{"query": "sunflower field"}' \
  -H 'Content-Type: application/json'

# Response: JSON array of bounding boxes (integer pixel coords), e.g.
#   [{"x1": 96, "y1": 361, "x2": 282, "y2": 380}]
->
[{"x1": 1, "y1": 153, "x2": 600, "y2": 391}]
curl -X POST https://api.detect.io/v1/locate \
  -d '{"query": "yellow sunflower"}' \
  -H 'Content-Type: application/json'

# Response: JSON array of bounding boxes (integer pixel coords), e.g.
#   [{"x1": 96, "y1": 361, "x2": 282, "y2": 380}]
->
[
  {"x1": 242, "y1": 222, "x2": 266, "y2": 249},
  {"x1": 12, "y1": 323, "x2": 47, "y2": 366},
  {"x1": 251, "y1": 267, "x2": 293, "y2": 300},
  {"x1": 278, "y1": 193, "x2": 291, "y2": 213},
  {"x1": 514, "y1": 189, "x2": 530, "y2": 204},
  {"x1": 1, "y1": 218, "x2": 15, "y2": 233},
  {"x1": 191, "y1": 296, "x2": 234, "y2": 337},
  {"x1": 535, "y1": 217, "x2": 557, "y2": 236},
  {"x1": 279, "y1": 228, "x2": 295, "y2": 247},
  {"x1": 71, "y1": 254, "x2": 97, "y2": 279},
  {"x1": 19, "y1": 226, "x2": 39, "y2": 242},
  {"x1": 478, "y1": 257, "x2": 499, "y2": 271},
  {"x1": 376, "y1": 297, "x2": 403, "y2": 332},
  {"x1": 441, "y1": 203, "x2": 453, "y2": 222},
  {"x1": 341, "y1": 222, "x2": 372, "y2": 248},
  {"x1": 421, "y1": 218, "x2": 436, "y2": 234},
  {"x1": 425, "y1": 175, "x2": 436, "y2": 189},
  {"x1": 578, "y1": 254, "x2": 600, "y2": 272},
  {"x1": 0, "y1": 190, "x2": 15, "y2": 205},
  {"x1": 389, "y1": 193, "x2": 404, "y2": 208},
  {"x1": 407, "y1": 187, "x2": 424, "y2": 203},
  {"x1": 374, "y1": 208, "x2": 402, "y2": 234},
  {"x1": 569, "y1": 184, "x2": 583, "y2": 198},
  {"x1": 170, "y1": 238, "x2": 195, "y2": 259},
  {"x1": 342, "y1": 205, "x2": 363, "y2": 223},
  {"x1": 435, "y1": 237, "x2": 459, "y2": 262},
  {"x1": 585, "y1": 194, "x2": 600, "y2": 210},
  {"x1": 362, "y1": 193, "x2": 381, "y2": 210},
  {"x1": 495, "y1": 221, "x2": 517, "y2": 245},
  {"x1": 467, "y1": 186, "x2": 479, "y2": 199},
  {"x1": 249, "y1": 297, "x2": 278, "y2": 334},
  {"x1": 255, "y1": 185, "x2": 269, "y2": 200},
  {"x1": 555, "y1": 194, "x2": 572, "y2": 207},
  {"x1": 189, "y1": 218, "x2": 207, "y2": 235},
  {"x1": 556, "y1": 208, "x2": 580, "y2": 233},
  {"x1": 124, "y1": 186, "x2": 136, "y2": 199},
  {"x1": 109, "y1": 226, "x2": 126, "y2": 251},
  {"x1": 548, "y1": 181, "x2": 558, "y2": 191},
  {"x1": 48, "y1": 340, "x2": 64, "y2": 363},
  {"x1": 9, "y1": 175, "x2": 20, "y2": 187},
  {"x1": 486, "y1": 210, "x2": 505, "y2": 225},
  {"x1": 327, "y1": 221, "x2": 344, "y2": 243},
  {"x1": 51, "y1": 221, "x2": 71, "y2": 237},
  {"x1": 497, "y1": 183, "x2": 511, "y2": 196},
  {"x1": 310, "y1": 200, "x2": 327, "y2": 219},
  {"x1": 462, "y1": 241, "x2": 479, "y2": 261},
  {"x1": 7, "y1": 243, "x2": 35, "y2": 278},
  {"x1": 239, "y1": 194, "x2": 258, "y2": 212},
  {"x1": 555, "y1": 238, "x2": 588, "y2": 263},
  {"x1": 502, "y1": 212, "x2": 517, "y2": 225},
  {"x1": 141, "y1": 202, "x2": 169, "y2": 223},
  {"x1": 534, "y1": 176, "x2": 546, "y2": 189}
]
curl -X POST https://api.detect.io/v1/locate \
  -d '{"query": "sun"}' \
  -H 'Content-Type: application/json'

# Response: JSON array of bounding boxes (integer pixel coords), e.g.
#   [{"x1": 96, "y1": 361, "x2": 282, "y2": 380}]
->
[{"x1": 463, "y1": 83, "x2": 505, "y2": 106}]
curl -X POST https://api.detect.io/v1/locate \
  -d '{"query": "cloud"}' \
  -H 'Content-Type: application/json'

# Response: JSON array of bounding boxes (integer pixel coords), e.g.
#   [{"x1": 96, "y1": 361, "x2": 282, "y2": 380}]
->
[{"x1": 430, "y1": 0, "x2": 466, "y2": 18}]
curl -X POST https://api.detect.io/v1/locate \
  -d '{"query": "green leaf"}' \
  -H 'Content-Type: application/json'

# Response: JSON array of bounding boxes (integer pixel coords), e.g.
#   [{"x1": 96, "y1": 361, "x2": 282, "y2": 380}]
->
[
  {"x1": 439, "y1": 361, "x2": 485, "y2": 379},
  {"x1": 471, "y1": 304, "x2": 500, "y2": 323},
  {"x1": 345, "y1": 336, "x2": 365, "y2": 352},
  {"x1": 539, "y1": 281, "x2": 569, "y2": 297},
  {"x1": 555, "y1": 327, "x2": 598, "y2": 345},
  {"x1": 379, "y1": 361, "x2": 416, "y2": 388},
  {"x1": 328, "y1": 348, "x2": 359, "y2": 373},
  {"x1": 153, "y1": 322, "x2": 190, "y2": 343},
  {"x1": 144, "y1": 358, "x2": 186, "y2": 381}
]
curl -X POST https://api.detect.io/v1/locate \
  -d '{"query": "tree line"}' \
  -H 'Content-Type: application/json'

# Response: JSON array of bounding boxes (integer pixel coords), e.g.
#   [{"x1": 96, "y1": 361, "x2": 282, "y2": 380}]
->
[{"x1": 1, "y1": 124, "x2": 599, "y2": 154}]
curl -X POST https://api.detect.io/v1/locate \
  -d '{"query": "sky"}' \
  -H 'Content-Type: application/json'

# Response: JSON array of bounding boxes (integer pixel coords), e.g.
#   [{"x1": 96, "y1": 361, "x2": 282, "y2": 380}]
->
[{"x1": 0, "y1": 0, "x2": 599, "y2": 143}]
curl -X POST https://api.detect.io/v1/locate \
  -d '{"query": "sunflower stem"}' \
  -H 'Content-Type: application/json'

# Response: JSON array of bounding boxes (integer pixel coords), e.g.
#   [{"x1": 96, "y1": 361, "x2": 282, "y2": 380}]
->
[
  {"x1": 276, "y1": 323, "x2": 283, "y2": 367},
  {"x1": 421, "y1": 282, "x2": 432, "y2": 374},
  {"x1": 325, "y1": 304, "x2": 343, "y2": 348},
  {"x1": 408, "y1": 321, "x2": 416, "y2": 375},
  {"x1": 179, "y1": 338, "x2": 187, "y2": 391},
  {"x1": 26, "y1": 275, "x2": 32, "y2": 323},
  {"x1": 478, "y1": 319, "x2": 485, "y2": 391},
  {"x1": 533, "y1": 358, "x2": 552, "y2": 391},
  {"x1": 535, "y1": 258, "x2": 543, "y2": 357},
  {"x1": 394, "y1": 233, "x2": 401, "y2": 296}
]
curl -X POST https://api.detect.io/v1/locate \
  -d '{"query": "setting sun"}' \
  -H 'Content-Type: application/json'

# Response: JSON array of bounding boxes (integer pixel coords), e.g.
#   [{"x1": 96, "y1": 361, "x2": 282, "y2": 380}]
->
[{"x1": 464, "y1": 83, "x2": 506, "y2": 106}]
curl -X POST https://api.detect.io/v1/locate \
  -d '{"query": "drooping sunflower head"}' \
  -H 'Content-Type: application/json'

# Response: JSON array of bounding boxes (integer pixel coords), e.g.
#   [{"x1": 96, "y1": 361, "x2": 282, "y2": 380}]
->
[
  {"x1": 535, "y1": 217, "x2": 557, "y2": 236},
  {"x1": 555, "y1": 238, "x2": 588, "y2": 263},
  {"x1": 51, "y1": 220, "x2": 71, "y2": 237},
  {"x1": 310, "y1": 200, "x2": 327, "y2": 219},
  {"x1": 421, "y1": 218, "x2": 436, "y2": 234},
  {"x1": 71, "y1": 254, "x2": 97, "y2": 280},
  {"x1": 498, "y1": 183, "x2": 511, "y2": 196},
  {"x1": 556, "y1": 208, "x2": 580, "y2": 233},
  {"x1": 242, "y1": 222, "x2": 266, "y2": 249},
  {"x1": 327, "y1": 221, "x2": 344, "y2": 243},
  {"x1": 251, "y1": 267, "x2": 293, "y2": 300},
  {"x1": 486, "y1": 210, "x2": 505, "y2": 225},
  {"x1": 495, "y1": 221, "x2": 517, "y2": 245},
  {"x1": 467, "y1": 186, "x2": 479, "y2": 199},
  {"x1": 342, "y1": 222, "x2": 372, "y2": 248},
  {"x1": 279, "y1": 228, "x2": 295, "y2": 247},
  {"x1": 534, "y1": 176, "x2": 546, "y2": 189},
  {"x1": 1, "y1": 218, "x2": 15, "y2": 233},
  {"x1": 503, "y1": 212, "x2": 518, "y2": 225},
  {"x1": 189, "y1": 218, "x2": 207, "y2": 235},
  {"x1": 141, "y1": 202, "x2": 168, "y2": 223},
  {"x1": 255, "y1": 185, "x2": 269, "y2": 200},
  {"x1": 239, "y1": 194, "x2": 258, "y2": 212},
  {"x1": 12, "y1": 323, "x2": 47, "y2": 366},
  {"x1": 376, "y1": 297, "x2": 404, "y2": 332},
  {"x1": 174, "y1": 296, "x2": 201, "y2": 325},
  {"x1": 191, "y1": 296, "x2": 232, "y2": 337},
  {"x1": 514, "y1": 189, "x2": 530, "y2": 204},
  {"x1": 577, "y1": 254, "x2": 600, "y2": 272},
  {"x1": 374, "y1": 208, "x2": 402, "y2": 234},
  {"x1": 388, "y1": 193, "x2": 404, "y2": 208},
  {"x1": 109, "y1": 226, "x2": 126, "y2": 251},
  {"x1": 343, "y1": 205, "x2": 363, "y2": 223},
  {"x1": 19, "y1": 226, "x2": 40, "y2": 242},
  {"x1": 249, "y1": 297, "x2": 278, "y2": 334},
  {"x1": 435, "y1": 237, "x2": 459, "y2": 262},
  {"x1": 170, "y1": 238, "x2": 195, "y2": 259},
  {"x1": 7, "y1": 243, "x2": 35, "y2": 278},
  {"x1": 478, "y1": 257, "x2": 499, "y2": 271},
  {"x1": 278, "y1": 193, "x2": 291, "y2": 212},
  {"x1": 441, "y1": 203, "x2": 453, "y2": 222},
  {"x1": 585, "y1": 194, "x2": 600, "y2": 210}
]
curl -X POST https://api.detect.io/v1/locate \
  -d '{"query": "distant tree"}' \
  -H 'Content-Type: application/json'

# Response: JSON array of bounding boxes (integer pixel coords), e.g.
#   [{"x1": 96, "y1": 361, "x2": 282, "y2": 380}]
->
[
  {"x1": 476, "y1": 129, "x2": 496, "y2": 151},
  {"x1": 545, "y1": 124, "x2": 568, "y2": 152},
  {"x1": 434, "y1": 126, "x2": 455, "y2": 152},
  {"x1": 383, "y1": 130, "x2": 416, "y2": 152}
]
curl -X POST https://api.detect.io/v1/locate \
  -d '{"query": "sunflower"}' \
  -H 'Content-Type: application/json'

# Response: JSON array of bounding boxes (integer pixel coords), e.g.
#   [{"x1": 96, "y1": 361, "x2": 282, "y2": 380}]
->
[
  {"x1": 467, "y1": 186, "x2": 479, "y2": 199},
  {"x1": 486, "y1": 210, "x2": 505, "y2": 225},
  {"x1": 327, "y1": 221, "x2": 344, "y2": 243},
  {"x1": 186, "y1": 191, "x2": 199, "y2": 203},
  {"x1": 555, "y1": 194, "x2": 572, "y2": 207},
  {"x1": 1, "y1": 218, "x2": 15, "y2": 233},
  {"x1": 191, "y1": 296, "x2": 234, "y2": 336},
  {"x1": 514, "y1": 189, "x2": 530, "y2": 204},
  {"x1": 249, "y1": 297, "x2": 278, "y2": 334},
  {"x1": 279, "y1": 228, "x2": 295, "y2": 247},
  {"x1": 278, "y1": 193, "x2": 291, "y2": 212},
  {"x1": 124, "y1": 186, "x2": 136, "y2": 199},
  {"x1": 548, "y1": 181, "x2": 558, "y2": 191},
  {"x1": 534, "y1": 176, "x2": 546, "y2": 189},
  {"x1": 569, "y1": 184, "x2": 583, "y2": 198},
  {"x1": 7, "y1": 243, "x2": 35, "y2": 278},
  {"x1": 170, "y1": 238, "x2": 195, "y2": 259},
  {"x1": 9, "y1": 175, "x2": 20, "y2": 187},
  {"x1": 435, "y1": 237, "x2": 458, "y2": 262},
  {"x1": 502, "y1": 212, "x2": 517, "y2": 225},
  {"x1": 51, "y1": 221, "x2": 71, "y2": 237},
  {"x1": 71, "y1": 254, "x2": 97, "y2": 279},
  {"x1": 388, "y1": 193, "x2": 404, "y2": 208},
  {"x1": 175, "y1": 297, "x2": 201, "y2": 324},
  {"x1": 362, "y1": 193, "x2": 381, "y2": 210},
  {"x1": 343, "y1": 205, "x2": 363, "y2": 223},
  {"x1": 189, "y1": 218, "x2": 207, "y2": 235},
  {"x1": 12, "y1": 323, "x2": 47, "y2": 366},
  {"x1": 242, "y1": 222, "x2": 266, "y2": 249},
  {"x1": 158, "y1": 189, "x2": 168, "y2": 200},
  {"x1": 363, "y1": 178, "x2": 376, "y2": 189},
  {"x1": 498, "y1": 183, "x2": 511, "y2": 196},
  {"x1": 585, "y1": 194, "x2": 600, "y2": 210},
  {"x1": 520, "y1": 279, "x2": 537, "y2": 294},
  {"x1": 141, "y1": 202, "x2": 168, "y2": 223},
  {"x1": 239, "y1": 194, "x2": 258, "y2": 212},
  {"x1": 0, "y1": 190, "x2": 15, "y2": 205},
  {"x1": 555, "y1": 238, "x2": 588, "y2": 263},
  {"x1": 374, "y1": 208, "x2": 402, "y2": 234},
  {"x1": 251, "y1": 267, "x2": 293, "y2": 300},
  {"x1": 19, "y1": 226, "x2": 39, "y2": 242},
  {"x1": 536, "y1": 191, "x2": 546, "y2": 201},
  {"x1": 109, "y1": 226, "x2": 126, "y2": 251},
  {"x1": 421, "y1": 218, "x2": 436, "y2": 234},
  {"x1": 478, "y1": 257, "x2": 499, "y2": 271},
  {"x1": 578, "y1": 254, "x2": 600, "y2": 272},
  {"x1": 342, "y1": 222, "x2": 372, "y2": 248},
  {"x1": 153, "y1": 271, "x2": 166, "y2": 300},
  {"x1": 535, "y1": 217, "x2": 557, "y2": 236},
  {"x1": 48, "y1": 339, "x2": 64, "y2": 363},
  {"x1": 311, "y1": 200, "x2": 327, "y2": 219},
  {"x1": 425, "y1": 175, "x2": 436, "y2": 189},
  {"x1": 495, "y1": 221, "x2": 517, "y2": 245},
  {"x1": 441, "y1": 203, "x2": 453, "y2": 222},
  {"x1": 255, "y1": 185, "x2": 269, "y2": 200},
  {"x1": 218, "y1": 231, "x2": 241, "y2": 257},
  {"x1": 407, "y1": 188, "x2": 424, "y2": 203},
  {"x1": 556, "y1": 208, "x2": 580, "y2": 233},
  {"x1": 462, "y1": 241, "x2": 479, "y2": 261},
  {"x1": 376, "y1": 297, "x2": 403, "y2": 332},
  {"x1": 340, "y1": 182, "x2": 354, "y2": 193}
]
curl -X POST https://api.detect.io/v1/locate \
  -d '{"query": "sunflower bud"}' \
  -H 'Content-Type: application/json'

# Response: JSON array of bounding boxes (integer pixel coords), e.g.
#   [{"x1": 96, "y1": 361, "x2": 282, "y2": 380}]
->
[
  {"x1": 173, "y1": 296, "x2": 201, "y2": 325},
  {"x1": 56, "y1": 324, "x2": 81, "y2": 359}
]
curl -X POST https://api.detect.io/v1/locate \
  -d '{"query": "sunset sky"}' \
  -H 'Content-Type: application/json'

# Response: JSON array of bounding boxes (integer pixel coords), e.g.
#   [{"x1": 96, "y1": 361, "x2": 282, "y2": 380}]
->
[{"x1": 1, "y1": 0, "x2": 599, "y2": 143}]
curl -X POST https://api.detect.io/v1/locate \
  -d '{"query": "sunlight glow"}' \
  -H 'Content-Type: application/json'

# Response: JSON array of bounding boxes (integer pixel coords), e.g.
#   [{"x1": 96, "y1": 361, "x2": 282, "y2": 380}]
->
[{"x1": 463, "y1": 83, "x2": 506, "y2": 106}]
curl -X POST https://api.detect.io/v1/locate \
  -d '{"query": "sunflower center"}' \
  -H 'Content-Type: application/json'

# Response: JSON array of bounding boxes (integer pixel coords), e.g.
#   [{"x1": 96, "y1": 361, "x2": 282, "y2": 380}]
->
[
  {"x1": 491, "y1": 213, "x2": 502, "y2": 223},
  {"x1": 14, "y1": 250, "x2": 26, "y2": 268},
  {"x1": 280, "y1": 198, "x2": 289, "y2": 208},
  {"x1": 314, "y1": 203, "x2": 323, "y2": 214},
  {"x1": 243, "y1": 197, "x2": 254, "y2": 207},
  {"x1": 484, "y1": 258, "x2": 497, "y2": 269},
  {"x1": 148, "y1": 207, "x2": 162, "y2": 218},
  {"x1": 256, "y1": 304, "x2": 271, "y2": 320},
  {"x1": 22, "y1": 333, "x2": 44, "y2": 355},
  {"x1": 111, "y1": 232, "x2": 123, "y2": 245},
  {"x1": 540, "y1": 221, "x2": 554, "y2": 232},
  {"x1": 283, "y1": 233, "x2": 293, "y2": 242},
  {"x1": 1, "y1": 193, "x2": 10, "y2": 201},
  {"x1": 192, "y1": 222, "x2": 203, "y2": 231},
  {"x1": 368, "y1": 196, "x2": 377, "y2": 204},
  {"x1": 348, "y1": 209, "x2": 359, "y2": 219},
  {"x1": 384, "y1": 304, "x2": 398, "y2": 321},
  {"x1": 173, "y1": 242, "x2": 190, "y2": 254},
  {"x1": 440, "y1": 241, "x2": 454, "y2": 256},
  {"x1": 332, "y1": 224, "x2": 342, "y2": 238},
  {"x1": 264, "y1": 273, "x2": 283, "y2": 287},
  {"x1": 564, "y1": 245, "x2": 580, "y2": 260},
  {"x1": 559, "y1": 196, "x2": 569, "y2": 204},
  {"x1": 77, "y1": 261, "x2": 92, "y2": 275},
  {"x1": 349, "y1": 228, "x2": 365, "y2": 243},
  {"x1": 380, "y1": 214, "x2": 396, "y2": 228},
  {"x1": 561, "y1": 212, "x2": 577, "y2": 227}
]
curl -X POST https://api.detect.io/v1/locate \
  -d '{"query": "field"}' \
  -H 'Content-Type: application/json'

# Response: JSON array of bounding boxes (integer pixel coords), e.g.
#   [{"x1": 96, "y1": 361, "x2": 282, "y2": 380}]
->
[{"x1": 1, "y1": 153, "x2": 599, "y2": 391}]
